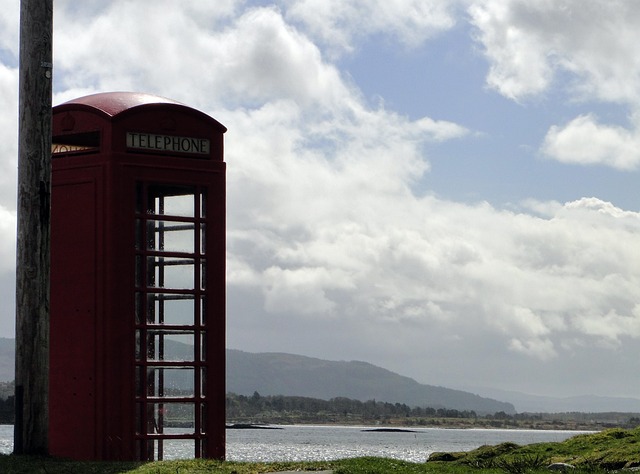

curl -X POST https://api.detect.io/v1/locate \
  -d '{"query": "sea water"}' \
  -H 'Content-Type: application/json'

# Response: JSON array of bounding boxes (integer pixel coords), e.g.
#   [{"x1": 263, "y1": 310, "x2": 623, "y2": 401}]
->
[
  {"x1": 0, "y1": 424, "x2": 592, "y2": 462},
  {"x1": 226, "y1": 425, "x2": 591, "y2": 463}
]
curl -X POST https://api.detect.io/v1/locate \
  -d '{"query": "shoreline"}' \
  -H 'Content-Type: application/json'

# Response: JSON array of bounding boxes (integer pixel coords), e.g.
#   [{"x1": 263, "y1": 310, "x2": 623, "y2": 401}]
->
[{"x1": 224, "y1": 419, "x2": 606, "y2": 431}]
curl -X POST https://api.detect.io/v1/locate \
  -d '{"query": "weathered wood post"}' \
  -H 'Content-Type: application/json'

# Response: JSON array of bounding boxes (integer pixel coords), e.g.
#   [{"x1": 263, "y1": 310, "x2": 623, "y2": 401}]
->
[{"x1": 14, "y1": 0, "x2": 53, "y2": 455}]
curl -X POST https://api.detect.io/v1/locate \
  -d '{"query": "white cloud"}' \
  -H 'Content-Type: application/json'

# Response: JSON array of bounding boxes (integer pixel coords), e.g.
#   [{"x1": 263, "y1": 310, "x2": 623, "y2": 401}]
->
[
  {"x1": 52, "y1": 4, "x2": 362, "y2": 113},
  {"x1": 542, "y1": 114, "x2": 640, "y2": 170},
  {"x1": 469, "y1": 0, "x2": 640, "y2": 170},
  {"x1": 213, "y1": 7, "x2": 352, "y2": 108},
  {"x1": 0, "y1": 63, "x2": 18, "y2": 207},
  {"x1": 519, "y1": 199, "x2": 563, "y2": 218},
  {"x1": 263, "y1": 266, "x2": 353, "y2": 315},
  {"x1": 0, "y1": 0, "x2": 18, "y2": 61},
  {"x1": 229, "y1": 117, "x2": 640, "y2": 359},
  {"x1": 469, "y1": 0, "x2": 640, "y2": 103},
  {"x1": 284, "y1": 0, "x2": 460, "y2": 55},
  {"x1": 571, "y1": 307, "x2": 640, "y2": 345},
  {"x1": 560, "y1": 197, "x2": 640, "y2": 221},
  {"x1": 0, "y1": 205, "x2": 16, "y2": 273},
  {"x1": 509, "y1": 337, "x2": 557, "y2": 361},
  {"x1": 1, "y1": 0, "x2": 640, "y2": 397},
  {"x1": 468, "y1": 0, "x2": 556, "y2": 100},
  {"x1": 54, "y1": 1, "x2": 249, "y2": 102}
]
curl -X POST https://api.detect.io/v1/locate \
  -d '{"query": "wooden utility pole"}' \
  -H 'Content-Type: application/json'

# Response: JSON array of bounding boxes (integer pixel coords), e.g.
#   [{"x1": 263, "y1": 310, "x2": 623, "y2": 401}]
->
[{"x1": 14, "y1": 0, "x2": 53, "y2": 455}]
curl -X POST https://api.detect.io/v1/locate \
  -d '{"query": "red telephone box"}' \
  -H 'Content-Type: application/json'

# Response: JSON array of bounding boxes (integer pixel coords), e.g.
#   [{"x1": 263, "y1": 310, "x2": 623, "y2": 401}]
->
[{"x1": 49, "y1": 92, "x2": 226, "y2": 461}]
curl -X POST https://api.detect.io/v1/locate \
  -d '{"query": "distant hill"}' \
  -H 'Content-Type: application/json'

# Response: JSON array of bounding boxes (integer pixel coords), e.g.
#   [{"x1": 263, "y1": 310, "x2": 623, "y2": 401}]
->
[
  {"x1": 458, "y1": 386, "x2": 640, "y2": 414},
  {"x1": 1, "y1": 337, "x2": 639, "y2": 414},
  {"x1": 0, "y1": 339, "x2": 513, "y2": 415},
  {"x1": 226, "y1": 349, "x2": 515, "y2": 415}
]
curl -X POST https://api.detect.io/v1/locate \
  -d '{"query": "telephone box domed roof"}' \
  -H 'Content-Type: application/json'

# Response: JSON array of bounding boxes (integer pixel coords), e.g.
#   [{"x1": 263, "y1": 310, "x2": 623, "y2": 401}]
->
[
  {"x1": 55, "y1": 91, "x2": 226, "y2": 132},
  {"x1": 59, "y1": 91, "x2": 184, "y2": 117},
  {"x1": 53, "y1": 91, "x2": 226, "y2": 159}
]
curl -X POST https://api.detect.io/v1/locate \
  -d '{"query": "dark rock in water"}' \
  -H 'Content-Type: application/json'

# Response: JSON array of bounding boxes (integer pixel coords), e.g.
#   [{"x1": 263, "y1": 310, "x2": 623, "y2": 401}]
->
[
  {"x1": 226, "y1": 423, "x2": 283, "y2": 430},
  {"x1": 361, "y1": 428, "x2": 417, "y2": 433}
]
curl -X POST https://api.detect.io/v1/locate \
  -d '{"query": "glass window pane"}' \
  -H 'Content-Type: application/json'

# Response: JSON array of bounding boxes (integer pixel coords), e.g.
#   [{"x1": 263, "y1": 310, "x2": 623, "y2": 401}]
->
[
  {"x1": 146, "y1": 367, "x2": 195, "y2": 397},
  {"x1": 146, "y1": 331, "x2": 195, "y2": 361},
  {"x1": 147, "y1": 257, "x2": 194, "y2": 289},
  {"x1": 147, "y1": 403, "x2": 195, "y2": 434},
  {"x1": 163, "y1": 194, "x2": 194, "y2": 217},
  {"x1": 147, "y1": 294, "x2": 195, "y2": 326},
  {"x1": 155, "y1": 194, "x2": 192, "y2": 217},
  {"x1": 147, "y1": 185, "x2": 195, "y2": 217},
  {"x1": 147, "y1": 220, "x2": 195, "y2": 253},
  {"x1": 158, "y1": 438, "x2": 197, "y2": 460}
]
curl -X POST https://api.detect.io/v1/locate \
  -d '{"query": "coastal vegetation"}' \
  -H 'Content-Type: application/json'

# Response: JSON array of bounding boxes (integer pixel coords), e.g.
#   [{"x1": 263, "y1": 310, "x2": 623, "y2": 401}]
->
[
  {"x1": 227, "y1": 392, "x2": 639, "y2": 431},
  {"x1": 0, "y1": 385, "x2": 638, "y2": 431},
  {"x1": 1, "y1": 380, "x2": 640, "y2": 471},
  {"x1": 2, "y1": 427, "x2": 640, "y2": 472}
]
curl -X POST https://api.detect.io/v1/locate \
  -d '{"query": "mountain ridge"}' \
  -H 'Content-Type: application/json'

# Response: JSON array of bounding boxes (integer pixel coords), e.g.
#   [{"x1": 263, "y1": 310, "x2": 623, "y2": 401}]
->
[
  {"x1": 226, "y1": 348, "x2": 515, "y2": 415},
  {"x1": 1, "y1": 338, "x2": 638, "y2": 413},
  {"x1": 455, "y1": 386, "x2": 640, "y2": 413}
]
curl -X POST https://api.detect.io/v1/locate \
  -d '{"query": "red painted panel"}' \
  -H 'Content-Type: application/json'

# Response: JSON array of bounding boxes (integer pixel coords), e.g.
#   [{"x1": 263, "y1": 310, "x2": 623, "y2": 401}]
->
[{"x1": 50, "y1": 177, "x2": 99, "y2": 459}]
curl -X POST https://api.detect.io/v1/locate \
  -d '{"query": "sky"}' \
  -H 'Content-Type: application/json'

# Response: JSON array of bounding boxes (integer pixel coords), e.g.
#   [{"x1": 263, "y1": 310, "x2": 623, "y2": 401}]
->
[{"x1": 1, "y1": 0, "x2": 640, "y2": 400}]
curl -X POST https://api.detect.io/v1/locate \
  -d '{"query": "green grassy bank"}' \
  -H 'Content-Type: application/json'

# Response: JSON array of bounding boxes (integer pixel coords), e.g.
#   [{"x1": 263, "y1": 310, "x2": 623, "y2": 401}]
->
[{"x1": 2, "y1": 427, "x2": 640, "y2": 473}]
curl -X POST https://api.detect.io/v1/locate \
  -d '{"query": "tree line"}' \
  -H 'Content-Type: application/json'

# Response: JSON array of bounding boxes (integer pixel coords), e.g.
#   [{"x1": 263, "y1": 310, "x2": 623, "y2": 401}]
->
[
  {"x1": 0, "y1": 391, "x2": 480, "y2": 425},
  {"x1": 226, "y1": 391, "x2": 478, "y2": 423},
  {"x1": 225, "y1": 392, "x2": 640, "y2": 430},
  {"x1": 0, "y1": 389, "x2": 637, "y2": 429}
]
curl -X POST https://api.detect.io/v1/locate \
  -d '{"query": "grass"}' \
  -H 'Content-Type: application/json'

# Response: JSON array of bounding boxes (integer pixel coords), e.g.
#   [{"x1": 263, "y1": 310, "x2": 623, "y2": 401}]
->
[
  {"x1": 430, "y1": 426, "x2": 640, "y2": 472},
  {"x1": 2, "y1": 427, "x2": 640, "y2": 473},
  {"x1": 0, "y1": 456, "x2": 492, "y2": 474}
]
